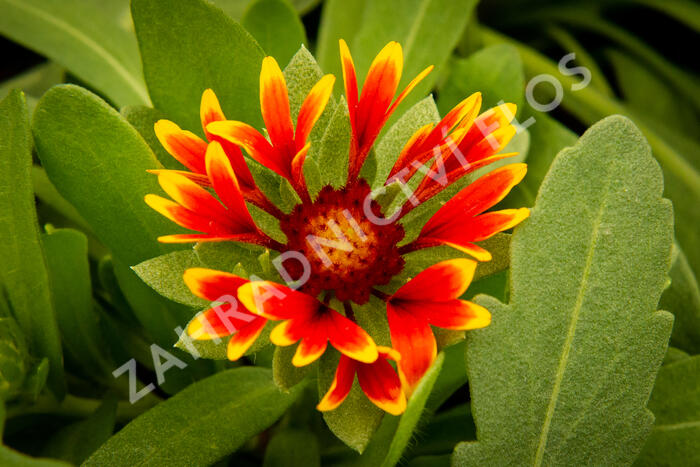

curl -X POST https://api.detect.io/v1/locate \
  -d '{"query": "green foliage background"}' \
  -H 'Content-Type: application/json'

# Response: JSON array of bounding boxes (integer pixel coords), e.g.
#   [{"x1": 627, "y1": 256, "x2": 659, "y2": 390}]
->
[{"x1": 0, "y1": 0, "x2": 698, "y2": 466}]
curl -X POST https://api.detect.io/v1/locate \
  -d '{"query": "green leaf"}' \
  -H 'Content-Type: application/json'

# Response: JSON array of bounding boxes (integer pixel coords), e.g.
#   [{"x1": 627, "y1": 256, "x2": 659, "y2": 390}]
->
[
  {"x1": 121, "y1": 105, "x2": 184, "y2": 171},
  {"x1": 85, "y1": 367, "x2": 303, "y2": 466},
  {"x1": 426, "y1": 341, "x2": 467, "y2": 411},
  {"x1": 411, "y1": 405, "x2": 476, "y2": 458},
  {"x1": 659, "y1": 244, "x2": 700, "y2": 354},
  {"x1": 195, "y1": 242, "x2": 267, "y2": 275},
  {"x1": 0, "y1": 90, "x2": 64, "y2": 398},
  {"x1": 373, "y1": 96, "x2": 440, "y2": 190},
  {"x1": 242, "y1": 0, "x2": 307, "y2": 66},
  {"x1": 318, "y1": 0, "x2": 477, "y2": 113},
  {"x1": 132, "y1": 0, "x2": 265, "y2": 133},
  {"x1": 41, "y1": 398, "x2": 117, "y2": 465},
  {"x1": 263, "y1": 429, "x2": 321, "y2": 467},
  {"x1": 42, "y1": 228, "x2": 113, "y2": 379},
  {"x1": 0, "y1": 0, "x2": 148, "y2": 107},
  {"x1": 33, "y1": 84, "x2": 177, "y2": 267},
  {"x1": 0, "y1": 63, "x2": 64, "y2": 115},
  {"x1": 355, "y1": 353, "x2": 444, "y2": 467},
  {"x1": 272, "y1": 345, "x2": 313, "y2": 392},
  {"x1": 634, "y1": 356, "x2": 700, "y2": 466},
  {"x1": 318, "y1": 348, "x2": 384, "y2": 453},
  {"x1": 438, "y1": 44, "x2": 524, "y2": 115},
  {"x1": 307, "y1": 97, "x2": 350, "y2": 189},
  {"x1": 663, "y1": 347, "x2": 689, "y2": 366},
  {"x1": 453, "y1": 116, "x2": 674, "y2": 465},
  {"x1": 0, "y1": 316, "x2": 29, "y2": 402},
  {"x1": 133, "y1": 250, "x2": 208, "y2": 309}
]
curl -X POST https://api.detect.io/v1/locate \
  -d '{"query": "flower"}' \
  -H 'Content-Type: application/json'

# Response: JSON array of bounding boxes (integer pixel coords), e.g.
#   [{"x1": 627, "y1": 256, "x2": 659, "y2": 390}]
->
[{"x1": 145, "y1": 41, "x2": 529, "y2": 414}]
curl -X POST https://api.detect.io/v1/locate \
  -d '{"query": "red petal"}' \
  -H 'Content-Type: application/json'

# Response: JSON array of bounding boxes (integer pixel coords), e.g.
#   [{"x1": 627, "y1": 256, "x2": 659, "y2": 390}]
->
[
  {"x1": 327, "y1": 312, "x2": 378, "y2": 364},
  {"x1": 393, "y1": 258, "x2": 477, "y2": 302},
  {"x1": 227, "y1": 316, "x2": 267, "y2": 361},
  {"x1": 317, "y1": 355, "x2": 357, "y2": 411},
  {"x1": 357, "y1": 350, "x2": 406, "y2": 415},
  {"x1": 260, "y1": 56, "x2": 295, "y2": 158},
  {"x1": 387, "y1": 304, "x2": 437, "y2": 395},
  {"x1": 422, "y1": 300, "x2": 491, "y2": 330},
  {"x1": 339, "y1": 39, "x2": 358, "y2": 133},
  {"x1": 205, "y1": 142, "x2": 257, "y2": 231},
  {"x1": 144, "y1": 194, "x2": 217, "y2": 233},
  {"x1": 269, "y1": 319, "x2": 308, "y2": 346},
  {"x1": 182, "y1": 268, "x2": 248, "y2": 302},
  {"x1": 207, "y1": 121, "x2": 285, "y2": 176},
  {"x1": 237, "y1": 281, "x2": 318, "y2": 320},
  {"x1": 156, "y1": 171, "x2": 228, "y2": 221},
  {"x1": 293, "y1": 328, "x2": 329, "y2": 366},
  {"x1": 154, "y1": 120, "x2": 208, "y2": 174},
  {"x1": 421, "y1": 163, "x2": 527, "y2": 236},
  {"x1": 187, "y1": 304, "x2": 257, "y2": 339},
  {"x1": 295, "y1": 74, "x2": 335, "y2": 148},
  {"x1": 200, "y1": 89, "x2": 226, "y2": 140}
]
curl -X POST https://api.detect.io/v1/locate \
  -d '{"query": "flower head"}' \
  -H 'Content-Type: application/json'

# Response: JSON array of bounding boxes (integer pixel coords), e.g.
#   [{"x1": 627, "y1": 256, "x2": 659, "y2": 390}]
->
[{"x1": 145, "y1": 41, "x2": 529, "y2": 414}]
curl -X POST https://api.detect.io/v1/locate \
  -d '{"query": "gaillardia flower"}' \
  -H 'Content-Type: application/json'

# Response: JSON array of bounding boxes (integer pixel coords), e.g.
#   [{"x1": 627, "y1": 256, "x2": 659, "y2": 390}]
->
[{"x1": 146, "y1": 41, "x2": 529, "y2": 414}]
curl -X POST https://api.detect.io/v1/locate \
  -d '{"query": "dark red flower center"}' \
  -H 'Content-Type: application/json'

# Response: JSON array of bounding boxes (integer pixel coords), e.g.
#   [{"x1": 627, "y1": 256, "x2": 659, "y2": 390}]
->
[{"x1": 280, "y1": 180, "x2": 405, "y2": 304}]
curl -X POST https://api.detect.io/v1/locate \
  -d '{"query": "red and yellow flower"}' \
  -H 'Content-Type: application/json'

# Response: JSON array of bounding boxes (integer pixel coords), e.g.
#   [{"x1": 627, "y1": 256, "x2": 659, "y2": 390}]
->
[{"x1": 145, "y1": 41, "x2": 529, "y2": 414}]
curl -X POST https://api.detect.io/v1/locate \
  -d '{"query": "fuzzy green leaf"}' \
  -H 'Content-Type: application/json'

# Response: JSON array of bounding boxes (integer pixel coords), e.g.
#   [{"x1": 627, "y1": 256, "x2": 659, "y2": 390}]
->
[
  {"x1": 318, "y1": 348, "x2": 384, "y2": 453},
  {"x1": 373, "y1": 96, "x2": 440, "y2": 189},
  {"x1": 318, "y1": 0, "x2": 477, "y2": 113},
  {"x1": 263, "y1": 429, "x2": 321, "y2": 467},
  {"x1": 0, "y1": 90, "x2": 64, "y2": 398},
  {"x1": 308, "y1": 97, "x2": 350, "y2": 189},
  {"x1": 454, "y1": 116, "x2": 674, "y2": 466},
  {"x1": 85, "y1": 367, "x2": 303, "y2": 466},
  {"x1": 357, "y1": 353, "x2": 445, "y2": 467},
  {"x1": 272, "y1": 345, "x2": 313, "y2": 392},
  {"x1": 121, "y1": 105, "x2": 182, "y2": 171},
  {"x1": 660, "y1": 244, "x2": 700, "y2": 354},
  {"x1": 634, "y1": 356, "x2": 700, "y2": 466},
  {"x1": 132, "y1": 0, "x2": 265, "y2": 132},
  {"x1": 242, "y1": 0, "x2": 307, "y2": 67},
  {"x1": 438, "y1": 44, "x2": 524, "y2": 115},
  {"x1": 42, "y1": 228, "x2": 113, "y2": 379},
  {"x1": 133, "y1": 250, "x2": 208, "y2": 309},
  {"x1": 41, "y1": 398, "x2": 117, "y2": 465},
  {"x1": 0, "y1": 0, "x2": 148, "y2": 107}
]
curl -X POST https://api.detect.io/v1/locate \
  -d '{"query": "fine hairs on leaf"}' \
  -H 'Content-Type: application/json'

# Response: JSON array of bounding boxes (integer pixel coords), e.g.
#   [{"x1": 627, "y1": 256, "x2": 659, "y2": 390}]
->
[{"x1": 454, "y1": 116, "x2": 674, "y2": 466}]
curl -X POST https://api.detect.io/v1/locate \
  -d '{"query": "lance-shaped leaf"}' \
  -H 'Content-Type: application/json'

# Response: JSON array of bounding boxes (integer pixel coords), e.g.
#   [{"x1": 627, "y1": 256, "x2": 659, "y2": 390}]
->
[
  {"x1": 0, "y1": 90, "x2": 64, "y2": 398},
  {"x1": 453, "y1": 116, "x2": 674, "y2": 466},
  {"x1": 84, "y1": 367, "x2": 302, "y2": 466},
  {"x1": 634, "y1": 355, "x2": 700, "y2": 466},
  {"x1": 132, "y1": 0, "x2": 265, "y2": 133}
]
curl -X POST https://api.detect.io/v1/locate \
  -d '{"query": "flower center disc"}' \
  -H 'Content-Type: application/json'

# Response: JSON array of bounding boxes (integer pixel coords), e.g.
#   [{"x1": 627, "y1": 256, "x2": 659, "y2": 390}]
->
[{"x1": 280, "y1": 180, "x2": 405, "y2": 303}]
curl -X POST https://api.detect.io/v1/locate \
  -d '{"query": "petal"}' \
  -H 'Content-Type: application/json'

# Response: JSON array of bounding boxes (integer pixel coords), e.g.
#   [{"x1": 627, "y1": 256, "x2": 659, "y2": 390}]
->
[
  {"x1": 295, "y1": 74, "x2": 335, "y2": 147},
  {"x1": 237, "y1": 281, "x2": 318, "y2": 320},
  {"x1": 207, "y1": 121, "x2": 284, "y2": 175},
  {"x1": 227, "y1": 316, "x2": 268, "y2": 361},
  {"x1": 154, "y1": 120, "x2": 208, "y2": 174},
  {"x1": 187, "y1": 304, "x2": 257, "y2": 340},
  {"x1": 200, "y1": 88, "x2": 226, "y2": 139},
  {"x1": 413, "y1": 238, "x2": 493, "y2": 262},
  {"x1": 269, "y1": 319, "x2": 307, "y2": 346},
  {"x1": 455, "y1": 208, "x2": 530, "y2": 243},
  {"x1": 317, "y1": 355, "x2": 357, "y2": 412},
  {"x1": 293, "y1": 329, "x2": 329, "y2": 367},
  {"x1": 260, "y1": 56, "x2": 295, "y2": 153},
  {"x1": 423, "y1": 300, "x2": 491, "y2": 330},
  {"x1": 144, "y1": 194, "x2": 215, "y2": 233},
  {"x1": 421, "y1": 164, "x2": 528, "y2": 235},
  {"x1": 327, "y1": 312, "x2": 378, "y2": 364},
  {"x1": 156, "y1": 233, "x2": 262, "y2": 243},
  {"x1": 156, "y1": 171, "x2": 228, "y2": 221},
  {"x1": 393, "y1": 259, "x2": 477, "y2": 302},
  {"x1": 357, "y1": 354, "x2": 406, "y2": 415},
  {"x1": 387, "y1": 304, "x2": 437, "y2": 395},
  {"x1": 205, "y1": 141, "x2": 257, "y2": 230},
  {"x1": 183, "y1": 268, "x2": 248, "y2": 302},
  {"x1": 291, "y1": 142, "x2": 310, "y2": 191},
  {"x1": 148, "y1": 169, "x2": 211, "y2": 186},
  {"x1": 356, "y1": 41, "x2": 403, "y2": 149},
  {"x1": 385, "y1": 65, "x2": 433, "y2": 116},
  {"x1": 339, "y1": 39, "x2": 358, "y2": 129}
]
